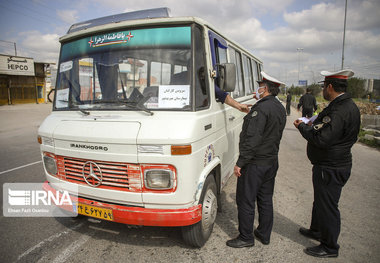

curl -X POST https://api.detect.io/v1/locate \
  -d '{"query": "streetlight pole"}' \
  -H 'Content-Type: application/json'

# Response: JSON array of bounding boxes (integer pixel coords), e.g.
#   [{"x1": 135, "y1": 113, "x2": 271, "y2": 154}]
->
[
  {"x1": 297, "y1": 47, "x2": 303, "y2": 85},
  {"x1": 341, "y1": 0, "x2": 348, "y2": 69}
]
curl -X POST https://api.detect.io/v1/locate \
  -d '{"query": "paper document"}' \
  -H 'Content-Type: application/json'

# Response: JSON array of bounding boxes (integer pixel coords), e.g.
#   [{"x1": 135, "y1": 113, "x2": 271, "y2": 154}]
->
[
  {"x1": 158, "y1": 85, "x2": 190, "y2": 108},
  {"x1": 298, "y1": 114, "x2": 318, "y2": 124}
]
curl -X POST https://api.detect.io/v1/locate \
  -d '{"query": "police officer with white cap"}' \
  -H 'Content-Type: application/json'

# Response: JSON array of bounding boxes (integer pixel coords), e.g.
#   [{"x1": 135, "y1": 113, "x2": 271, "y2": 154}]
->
[
  {"x1": 293, "y1": 69, "x2": 360, "y2": 258},
  {"x1": 226, "y1": 71, "x2": 286, "y2": 248}
]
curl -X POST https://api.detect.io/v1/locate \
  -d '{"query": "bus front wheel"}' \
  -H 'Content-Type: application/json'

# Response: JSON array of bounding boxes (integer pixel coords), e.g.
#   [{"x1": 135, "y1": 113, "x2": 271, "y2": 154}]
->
[{"x1": 182, "y1": 175, "x2": 218, "y2": 247}]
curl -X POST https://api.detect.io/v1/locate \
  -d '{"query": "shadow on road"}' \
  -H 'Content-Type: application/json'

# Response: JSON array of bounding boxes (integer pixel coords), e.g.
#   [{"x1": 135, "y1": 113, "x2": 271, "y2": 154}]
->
[{"x1": 215, "y1": 182, "x2": 315, "y2": 248}]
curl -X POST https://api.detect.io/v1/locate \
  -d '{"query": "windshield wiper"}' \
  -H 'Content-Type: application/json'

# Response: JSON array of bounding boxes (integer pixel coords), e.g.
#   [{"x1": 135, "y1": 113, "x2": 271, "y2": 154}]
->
[
  {"x1": 124, "y1": 100, "x2": 153, "y2": 116},
  {"x1": 79, "y1": 109, "x2": 90, "y2": 115},
  {"x1": 122, "y1": 94, "x2": 153, "y2": 115}
]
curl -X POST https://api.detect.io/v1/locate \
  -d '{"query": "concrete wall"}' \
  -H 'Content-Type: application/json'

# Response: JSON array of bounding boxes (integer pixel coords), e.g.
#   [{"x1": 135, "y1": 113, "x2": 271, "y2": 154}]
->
[{"x1": 362, "y1": 114, "x2": 380, "y2": 130}]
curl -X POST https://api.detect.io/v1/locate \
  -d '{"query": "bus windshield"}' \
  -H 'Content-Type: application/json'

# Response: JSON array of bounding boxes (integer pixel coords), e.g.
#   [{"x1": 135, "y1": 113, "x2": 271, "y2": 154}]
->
[{"x1": 54, "y1": 26, "x2": 192, "y2": 112}]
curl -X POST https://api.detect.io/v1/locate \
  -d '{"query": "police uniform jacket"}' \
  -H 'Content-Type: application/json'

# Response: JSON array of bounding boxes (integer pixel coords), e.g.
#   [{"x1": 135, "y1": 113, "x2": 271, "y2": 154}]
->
[
  {"x1": 286, "y1": 94, "x2": 292, "y2": 103},
  {"x1": 297, "y1": 93, "x2": 317, "y2": 111},
  {"x1": 297, "y1": 93, "x2": 360, "y2": 168},
  {"x1": 236, "y1": 95, "x2": 286, "y2": 168}
]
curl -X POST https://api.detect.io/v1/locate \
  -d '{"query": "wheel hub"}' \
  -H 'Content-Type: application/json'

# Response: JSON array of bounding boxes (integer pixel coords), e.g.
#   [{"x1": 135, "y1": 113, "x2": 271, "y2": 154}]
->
[{"x1": 201, "y1": 188, "x2": 217, "y2": 231}]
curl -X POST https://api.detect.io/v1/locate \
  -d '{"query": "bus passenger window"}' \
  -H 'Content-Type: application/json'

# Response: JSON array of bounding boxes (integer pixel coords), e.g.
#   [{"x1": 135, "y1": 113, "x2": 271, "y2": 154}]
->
[
  {"x1": 119, "y1": 58, "x2": 148, "y2": 98},
  {"x1": 242, "y1": 55, "x2": 254, "y2": 95},
  {"x1": 151, "y1": 62, "x2": 171, "y2": 85},
  {"x1": 229, "y1": 48, "x2": 244, "y2": 98},
  {"x1": 252, "y1": 60, "x2": 260, "y2": 91},
  {"x1": 217, "y1": 46, "x2": 227, "y2": 64},
  {"x1": 174, "y1": 65, "x2": 187, "y2": 74}
]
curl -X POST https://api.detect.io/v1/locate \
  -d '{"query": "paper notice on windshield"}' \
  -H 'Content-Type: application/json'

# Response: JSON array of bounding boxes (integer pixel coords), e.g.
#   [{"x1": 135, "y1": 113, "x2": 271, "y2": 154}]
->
[
  {"x1": 298, "y1": 114, "x2": 318, "y2": 124},
  {"x1": 60, "y1": 61, "x2": 73, "y2": 73},
  {"x1": 158, "y1": 85, "x2": 190, "y2": 108},
  {"x1": 55, "y1": 88, "x2": 69, "y2": 108}
]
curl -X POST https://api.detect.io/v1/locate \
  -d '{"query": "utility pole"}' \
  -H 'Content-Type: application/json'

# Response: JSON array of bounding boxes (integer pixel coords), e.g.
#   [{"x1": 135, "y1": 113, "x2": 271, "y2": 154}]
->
[
  {"x1": 297, "y1": 47, "x2": 303, "y2": 85},
  {"x1": 0, "y1": 40, "x2": 17, "y2": 56},
  {"x1": 341, "y1": 0, "x2": 348, "y2": 69}
]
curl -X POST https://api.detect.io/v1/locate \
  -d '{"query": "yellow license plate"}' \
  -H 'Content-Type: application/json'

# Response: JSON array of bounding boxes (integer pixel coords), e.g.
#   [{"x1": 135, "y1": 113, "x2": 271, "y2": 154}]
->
[{"x1": 77, "y1": 203, "x2": 113, "y2": 221}]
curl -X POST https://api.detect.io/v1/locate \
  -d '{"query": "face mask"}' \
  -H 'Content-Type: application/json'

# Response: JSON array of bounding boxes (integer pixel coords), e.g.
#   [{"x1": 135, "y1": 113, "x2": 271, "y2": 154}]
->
[{"x1": 255, "y1": 86, "x2": 265, "y2": 100}]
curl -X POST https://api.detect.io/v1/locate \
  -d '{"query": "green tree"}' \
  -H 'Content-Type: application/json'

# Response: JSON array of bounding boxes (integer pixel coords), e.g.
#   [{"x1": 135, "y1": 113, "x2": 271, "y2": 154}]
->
[
  {"x1": 288, "y1": 85, "x2": 305, "y2": 96},
  {"x1": 308, "y1": 84, "x2": 322, "y2": 96},
  {"x1": 347, "y1": 77, "x2": 366, "y2": 98}
]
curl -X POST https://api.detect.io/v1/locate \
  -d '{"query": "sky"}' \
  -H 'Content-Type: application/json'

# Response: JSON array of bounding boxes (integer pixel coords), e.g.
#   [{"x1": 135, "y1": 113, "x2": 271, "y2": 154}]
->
[{"x1": 0, "y1": 0, "x2": 379, "y2": 86}]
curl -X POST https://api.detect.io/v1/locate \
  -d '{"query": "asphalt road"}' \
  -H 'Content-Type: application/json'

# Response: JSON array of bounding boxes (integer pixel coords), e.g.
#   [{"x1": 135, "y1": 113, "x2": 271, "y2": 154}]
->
[{"x1": 0, "y1": 103, "x2": 379, "y2": 263}]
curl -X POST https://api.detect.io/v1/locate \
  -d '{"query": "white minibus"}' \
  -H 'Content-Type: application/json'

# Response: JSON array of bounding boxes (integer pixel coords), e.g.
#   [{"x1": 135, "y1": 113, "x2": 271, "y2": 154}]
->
[{"x1": 38, "y1": 7, "x2": 263, "y2": 247}]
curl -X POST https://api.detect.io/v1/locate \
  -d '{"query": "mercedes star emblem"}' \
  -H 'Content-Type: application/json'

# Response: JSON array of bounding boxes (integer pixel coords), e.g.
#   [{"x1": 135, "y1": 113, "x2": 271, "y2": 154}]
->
[{"x1": 82, "y1": 161, "x2": 103, "y2": 187}]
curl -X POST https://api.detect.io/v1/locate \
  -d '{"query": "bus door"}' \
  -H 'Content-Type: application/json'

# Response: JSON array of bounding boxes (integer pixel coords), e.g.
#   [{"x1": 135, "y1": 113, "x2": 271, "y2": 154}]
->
[{"x1": 208, "y1": 30, "x2": 236, "y2": 179}]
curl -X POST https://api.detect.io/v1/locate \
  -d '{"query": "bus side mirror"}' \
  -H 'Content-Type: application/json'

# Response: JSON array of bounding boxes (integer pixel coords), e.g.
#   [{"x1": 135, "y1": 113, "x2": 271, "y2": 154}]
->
[{"x1": 217, "y1": 63, "x2": 236, "y2": 92}]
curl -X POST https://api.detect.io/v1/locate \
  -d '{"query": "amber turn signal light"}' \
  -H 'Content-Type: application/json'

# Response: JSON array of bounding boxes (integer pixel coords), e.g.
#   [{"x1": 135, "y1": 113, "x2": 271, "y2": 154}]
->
[{"x1": 171, "y1": 145, "x2": 192, "y2": 155}]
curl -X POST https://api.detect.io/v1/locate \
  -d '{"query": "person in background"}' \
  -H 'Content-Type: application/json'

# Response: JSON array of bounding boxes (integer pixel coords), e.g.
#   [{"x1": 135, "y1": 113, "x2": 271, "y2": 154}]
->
[
  {"x1": 226, "y1": 72, "x2": 286, "y2": 248},
  {"x1": 297, "y1": 87, "x2": 317, "y2": 117},
  {"x1": 293, "y1": 69, "x2": 360, "y2": 258},
  {"x1": 286, "y1": 91, "x2": 292, "y2": 115}
]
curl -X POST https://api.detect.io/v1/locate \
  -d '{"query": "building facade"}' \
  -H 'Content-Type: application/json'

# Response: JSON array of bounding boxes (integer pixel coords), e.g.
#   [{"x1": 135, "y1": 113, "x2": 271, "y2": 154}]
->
[{"x1": 0, "y1": 54, "x2": 52, "y2": 105}]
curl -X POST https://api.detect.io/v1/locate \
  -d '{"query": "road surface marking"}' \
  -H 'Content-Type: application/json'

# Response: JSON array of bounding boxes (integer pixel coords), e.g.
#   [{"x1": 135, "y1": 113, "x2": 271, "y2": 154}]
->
[
  {"x1": 51, "y1": 232, "x2": 93, "y2": 263},
  {"x1": 17, "y1": 223, "x2": 84, "y2": 261},
  {"x1": 0, "y1": 160, "x2": 42, "y2": 175}
]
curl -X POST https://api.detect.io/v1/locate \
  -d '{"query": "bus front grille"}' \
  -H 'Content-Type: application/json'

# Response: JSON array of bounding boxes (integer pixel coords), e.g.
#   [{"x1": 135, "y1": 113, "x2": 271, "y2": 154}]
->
[{"x1": 56, "y1": 156, "x2": 142, "y2": 192}]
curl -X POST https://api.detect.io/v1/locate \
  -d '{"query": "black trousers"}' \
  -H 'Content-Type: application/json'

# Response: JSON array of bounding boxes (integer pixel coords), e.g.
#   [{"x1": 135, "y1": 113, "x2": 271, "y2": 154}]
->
[
  {"x1": 236, "y1": 162, "x2": 278, "y2": 242},
  {"x1": 286, "y1": 102, "x2": 291, "y2": 115},
  {"x1": 309, "y1": 165, "x2": 351, "y2": 253},
  {"x1": 302, "y1": 107, "x2": 313, "y2": 118}
]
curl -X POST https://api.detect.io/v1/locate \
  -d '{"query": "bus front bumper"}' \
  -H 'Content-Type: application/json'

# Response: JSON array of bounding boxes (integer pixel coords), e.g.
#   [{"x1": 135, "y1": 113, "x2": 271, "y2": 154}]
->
[{"x1": 43, "y1": 181, "x2": 202, "y2": 227}]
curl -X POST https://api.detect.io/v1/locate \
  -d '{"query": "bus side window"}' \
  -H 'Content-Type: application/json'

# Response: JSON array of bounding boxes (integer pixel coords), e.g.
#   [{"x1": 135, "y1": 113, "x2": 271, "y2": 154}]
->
[
  {"x1": 242, "y1": 55, "x2": 254, "y2": 95},
  {"x1": 252, "y1": 60, "x2": 260, "y2": 91},
  {"x1": 229, "y1": 48, "x2": 244, "y2": 98},
  {"x1": 216, "y1": 44, "x2": 227, "y2": 64}
]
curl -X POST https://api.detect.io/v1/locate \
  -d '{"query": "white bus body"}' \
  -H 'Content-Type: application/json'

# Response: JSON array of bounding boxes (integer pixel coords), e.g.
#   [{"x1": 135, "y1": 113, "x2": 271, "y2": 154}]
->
[{"x1": 38, "y1": 8, "x2": 263, "y2": 247}]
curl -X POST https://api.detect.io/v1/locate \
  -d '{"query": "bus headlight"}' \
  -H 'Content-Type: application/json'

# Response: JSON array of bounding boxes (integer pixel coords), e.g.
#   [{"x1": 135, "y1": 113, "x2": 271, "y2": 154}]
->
[
  {"x1": 43, "y1": 154, "x2": 57, "y2": 176},
  {"x1": 144, "y1": 169, "x2": 174, "y2": 190}
]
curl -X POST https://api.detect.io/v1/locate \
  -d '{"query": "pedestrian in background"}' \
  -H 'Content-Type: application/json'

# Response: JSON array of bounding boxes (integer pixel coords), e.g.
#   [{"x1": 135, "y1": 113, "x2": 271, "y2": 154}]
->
[
  {"x1": 286, "y1": 91, "x2": 292, "y2": 115},
  {"x1": 297, "y1": 87, "x2": 317, "y2": 117},
  {"x1": 293, "y1": 69, "x2": 360, "y2": 258},
  {"x1": 226, "y1": 72, "x2": 286, "y2": 248}
]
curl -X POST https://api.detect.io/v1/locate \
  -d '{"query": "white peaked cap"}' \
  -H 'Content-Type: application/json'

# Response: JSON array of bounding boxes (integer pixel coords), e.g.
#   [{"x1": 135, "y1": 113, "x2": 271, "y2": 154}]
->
[
  {"x1": 258, "y1": 71, "x2": 285, "y2": 87},
  {"x1": 320, "y1": 69, "x2": 354, "y2": 80}
]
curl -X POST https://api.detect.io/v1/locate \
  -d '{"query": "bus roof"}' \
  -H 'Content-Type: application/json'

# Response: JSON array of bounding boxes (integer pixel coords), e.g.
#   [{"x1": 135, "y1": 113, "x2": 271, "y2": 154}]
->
[
  {"x1": 67, "y1": 8, "x2": 171, "y2": 34},
  {"x1": 60, "y1": 8, "x2": 262, "y2": 64}
]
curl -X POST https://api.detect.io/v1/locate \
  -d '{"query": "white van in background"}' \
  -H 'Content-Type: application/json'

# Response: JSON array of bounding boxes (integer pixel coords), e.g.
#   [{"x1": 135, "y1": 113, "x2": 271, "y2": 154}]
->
[{"x1": 38, "y1": 8, "x2": 263, "y2": 247}]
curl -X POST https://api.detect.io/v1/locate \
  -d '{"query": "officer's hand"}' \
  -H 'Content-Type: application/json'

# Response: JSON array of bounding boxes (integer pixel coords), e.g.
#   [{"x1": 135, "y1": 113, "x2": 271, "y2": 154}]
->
[
  {"x1": 239, "y1": 104, "x2": 251, "y2": 113},
  {"x1": 293, "y1": 119, "x2": 303, "y2": 128},
  {"x1": 234, "y1": 165, "x2": 241, "y2": 177}
]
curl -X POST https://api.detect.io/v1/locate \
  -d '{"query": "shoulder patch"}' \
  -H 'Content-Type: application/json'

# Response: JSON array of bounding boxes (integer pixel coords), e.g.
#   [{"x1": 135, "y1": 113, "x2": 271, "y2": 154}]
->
[
  {"x1": 252, "y1": 111, "x2": 258, "y2": 117},
  {"x1": 322, "y1": 116, "x2": 331, "y2": 123}
]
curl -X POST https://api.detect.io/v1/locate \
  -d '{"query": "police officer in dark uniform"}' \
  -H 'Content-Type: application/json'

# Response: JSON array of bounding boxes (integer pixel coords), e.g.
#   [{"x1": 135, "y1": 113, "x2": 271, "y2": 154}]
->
[
  {"x1": 286, "y1": 91, "x2": 292, "y2": 115},
  {"x1": 226, "y1": 72, "x2": 286, "y2": 248},
  {"x1": 293, "y1": 69, "x2": 360, "y2": 258},
  {"x1": 297, "y1": 87, "x2": 318, "y2": 117}
]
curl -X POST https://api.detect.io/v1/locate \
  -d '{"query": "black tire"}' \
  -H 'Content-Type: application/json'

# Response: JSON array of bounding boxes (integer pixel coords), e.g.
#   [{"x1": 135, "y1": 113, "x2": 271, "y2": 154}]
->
[{"x1": 182, "y1": 175, "x2": 218, "y2": 247}]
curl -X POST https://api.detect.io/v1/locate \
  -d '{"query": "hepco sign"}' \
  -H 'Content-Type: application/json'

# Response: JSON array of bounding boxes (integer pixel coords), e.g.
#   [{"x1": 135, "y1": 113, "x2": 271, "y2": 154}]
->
[{"x1": 0, "y1": 54, "x2": 35, "y2": 76}]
